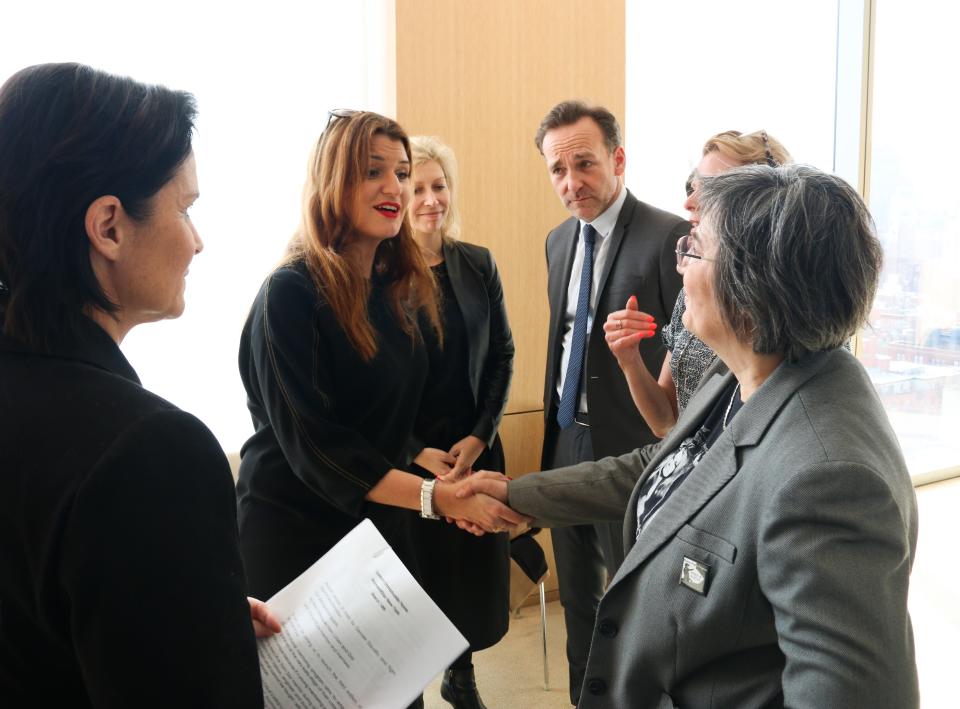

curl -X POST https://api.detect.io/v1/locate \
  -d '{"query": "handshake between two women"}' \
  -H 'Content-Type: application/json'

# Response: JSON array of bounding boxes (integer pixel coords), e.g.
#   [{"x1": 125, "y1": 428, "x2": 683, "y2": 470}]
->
[{"x1": 431, "y1": 471, "x2": 520, "y2": 537}]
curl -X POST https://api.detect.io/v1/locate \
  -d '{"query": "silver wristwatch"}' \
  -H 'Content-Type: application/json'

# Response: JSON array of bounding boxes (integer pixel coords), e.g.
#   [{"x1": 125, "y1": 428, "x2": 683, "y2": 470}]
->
[{"x1": 420, "y1": 478, "x2": 440, "y2": 520}]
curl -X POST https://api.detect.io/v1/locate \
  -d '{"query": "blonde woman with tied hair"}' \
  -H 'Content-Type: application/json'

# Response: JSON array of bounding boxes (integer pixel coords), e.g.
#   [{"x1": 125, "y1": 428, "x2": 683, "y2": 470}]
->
[
  {"x1": 405, "y1": 135, "x2": 515, "y2": 709},
  {"x1": 701, "y1": 129, "x2": 790, "y2": 168},
  {"x1": 236, "y1": 118, "x2": 524, "y2": 709},
  {"x1": 603, "y1": 130, "x2": 791, "y2": 437}
]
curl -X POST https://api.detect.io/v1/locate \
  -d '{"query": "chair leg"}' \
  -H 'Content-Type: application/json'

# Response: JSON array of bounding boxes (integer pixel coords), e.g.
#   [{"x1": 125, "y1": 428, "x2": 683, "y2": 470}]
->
[{"x1": 539, "y1": 581, "x2": 549, "y2": 690}]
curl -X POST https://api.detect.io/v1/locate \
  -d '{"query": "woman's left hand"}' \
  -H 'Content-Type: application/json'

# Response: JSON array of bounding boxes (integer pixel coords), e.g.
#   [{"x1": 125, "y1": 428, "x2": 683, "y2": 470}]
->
[
  {"x1": 248, "y1": 597, "x2": 282, "y2": 638},
  {"x1": 603, "y1": 295, "x2": 658, "y2": 369},
  {"x1": 415, "y1": 447, "x2": 457, "y2": 478},
  {"x1": 443, "y1": 435, "x2": 487, "y2": 481}
]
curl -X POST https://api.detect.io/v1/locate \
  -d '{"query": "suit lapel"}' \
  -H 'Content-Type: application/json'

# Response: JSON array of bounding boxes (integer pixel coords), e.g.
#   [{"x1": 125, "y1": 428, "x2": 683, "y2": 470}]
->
[
  {"x1": 547, "y1": 219, "x2": 579, "y2": 371},
  {"x1": 610, "y1": 351, "x2": 834, "y2": 590},
  {"x1": 613, "y1": 415, "x2": 738, "y2": 588},
  {"x1": 443, "y1": 242, "x2": 485, "y2": 377},
  {"x1": 594, "y1": 190, "x2": 636, "y2": 302},
  {"x1": 617, "y1": 366, "x2": 734, "y2": 555}
]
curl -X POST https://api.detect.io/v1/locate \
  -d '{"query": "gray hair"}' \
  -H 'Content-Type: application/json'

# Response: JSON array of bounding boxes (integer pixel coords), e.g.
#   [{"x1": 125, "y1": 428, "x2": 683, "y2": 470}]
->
[{"x1": 697, "y1": 164, "x2": 882, "y2": 362}]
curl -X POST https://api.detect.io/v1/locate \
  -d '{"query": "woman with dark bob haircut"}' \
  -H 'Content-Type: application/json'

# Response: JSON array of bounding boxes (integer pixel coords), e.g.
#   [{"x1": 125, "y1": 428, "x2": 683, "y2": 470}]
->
[
  {"x1": 462, "y1": 164, "x2": 919, "y2": 707},
  {"x1": 0, "y1": 63, "x2": 277, "y2": 707}
]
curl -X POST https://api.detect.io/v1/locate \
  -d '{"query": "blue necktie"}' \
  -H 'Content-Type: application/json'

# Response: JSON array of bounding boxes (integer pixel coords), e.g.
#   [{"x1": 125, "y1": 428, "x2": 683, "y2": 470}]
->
[{"x1": 557, "y1": 223, "x2": 596, "y2": 429}]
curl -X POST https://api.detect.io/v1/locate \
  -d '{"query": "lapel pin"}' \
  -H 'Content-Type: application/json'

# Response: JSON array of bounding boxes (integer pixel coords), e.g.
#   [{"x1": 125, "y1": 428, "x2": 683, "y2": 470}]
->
[{"x1": 679, "y1": 556, "x2": 710, "y2": 595}]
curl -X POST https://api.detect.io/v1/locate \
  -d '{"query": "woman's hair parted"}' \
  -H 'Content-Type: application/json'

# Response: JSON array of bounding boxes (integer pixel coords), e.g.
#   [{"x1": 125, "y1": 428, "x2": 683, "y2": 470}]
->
[
  {"x1": 697, "y1": 164, "x2": 882, "y2": 362},
  {"x1": 285, "y1": 111, "x2": 440, "y2": 361},
  {"x1": 0, "y1": 63, "x2": 196, "y2": 349},
  {"x1": 409, "y1": 135, "x2": 461, "y2": 241}
]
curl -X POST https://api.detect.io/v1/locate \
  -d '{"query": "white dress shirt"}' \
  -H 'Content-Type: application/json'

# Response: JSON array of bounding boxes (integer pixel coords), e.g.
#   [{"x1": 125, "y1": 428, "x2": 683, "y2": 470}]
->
[{"x1": 555, "y1": 185, "x2": 628, "y2": 413}]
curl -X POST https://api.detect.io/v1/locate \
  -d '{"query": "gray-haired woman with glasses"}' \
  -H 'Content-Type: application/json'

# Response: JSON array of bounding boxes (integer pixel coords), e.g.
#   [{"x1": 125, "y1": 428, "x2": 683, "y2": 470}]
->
[
  {"x1": 462, "y1": 164, "x2": 918, "y2": 707},
  {"x1": 603, "y1": 130, "x2": 791, "y2": 437}
]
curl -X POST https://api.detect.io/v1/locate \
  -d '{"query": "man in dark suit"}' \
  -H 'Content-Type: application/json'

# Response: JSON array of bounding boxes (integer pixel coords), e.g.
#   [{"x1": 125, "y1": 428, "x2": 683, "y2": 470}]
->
[{"x1": 534, "y1": 100, "x2": 689, "y2": 705}]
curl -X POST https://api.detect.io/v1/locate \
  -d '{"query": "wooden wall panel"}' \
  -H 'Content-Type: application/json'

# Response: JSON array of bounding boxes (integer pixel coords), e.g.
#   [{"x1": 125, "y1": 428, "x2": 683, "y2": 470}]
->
[
  {"x1": 498, "y1": 411, "x2": 544, "y2": 478},
  {"x1": 396, "y1": 0, "x2": 625, "y2": 416},
  {"x1": 397, "y1": 2, "x2": 625, "y2": 603}
]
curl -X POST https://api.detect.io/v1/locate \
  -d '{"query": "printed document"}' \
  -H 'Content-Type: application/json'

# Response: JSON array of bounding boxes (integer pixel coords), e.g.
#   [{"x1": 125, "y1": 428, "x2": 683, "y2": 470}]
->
[{"x1": 258, "y1": 519, "x2": 469, "y2": 708}]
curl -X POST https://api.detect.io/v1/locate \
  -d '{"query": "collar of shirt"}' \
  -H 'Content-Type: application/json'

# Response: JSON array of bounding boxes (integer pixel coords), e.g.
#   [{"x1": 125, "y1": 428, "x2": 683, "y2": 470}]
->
[
  {"x1": 580, "y1": 183, "x2": 628, "y2": 241},
  {"x1": 555, "y1": 186, "x2": 630, "y2": 410}
]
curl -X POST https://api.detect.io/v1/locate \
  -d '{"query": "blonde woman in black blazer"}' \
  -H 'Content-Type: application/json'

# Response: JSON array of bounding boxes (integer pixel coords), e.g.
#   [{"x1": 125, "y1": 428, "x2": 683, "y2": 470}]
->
[{"x1": 406, "y1": 136, "x2": 514, "y2": 709}]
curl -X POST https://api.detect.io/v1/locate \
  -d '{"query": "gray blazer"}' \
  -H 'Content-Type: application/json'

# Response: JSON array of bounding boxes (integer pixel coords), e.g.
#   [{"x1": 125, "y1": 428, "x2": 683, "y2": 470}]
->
[
  {"x1": 511, "y1": 349, "x2": 919, "y2": 708},
  {"x1": 542, "y1": 190, "x2": 688, "y2": 462}
]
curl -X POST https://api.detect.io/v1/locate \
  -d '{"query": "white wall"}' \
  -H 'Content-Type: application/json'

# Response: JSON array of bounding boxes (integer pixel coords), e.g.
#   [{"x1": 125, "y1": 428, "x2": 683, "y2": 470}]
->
[
  {"x1": 2, "y1": 0, "x2": 394, "y2": 452},
  {"x1": 625, "y1": 0, "x2": 840, "y2": 216}
]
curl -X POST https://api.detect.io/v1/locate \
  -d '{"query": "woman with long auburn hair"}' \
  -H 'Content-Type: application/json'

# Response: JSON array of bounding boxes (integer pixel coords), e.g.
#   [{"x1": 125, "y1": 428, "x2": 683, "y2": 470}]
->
[
  {"x1": 235, "y1": 114, "x2": 525, "y2": 704},
  {"x1": 290, "y1": 111, "x2": 439, "y2": 361}
]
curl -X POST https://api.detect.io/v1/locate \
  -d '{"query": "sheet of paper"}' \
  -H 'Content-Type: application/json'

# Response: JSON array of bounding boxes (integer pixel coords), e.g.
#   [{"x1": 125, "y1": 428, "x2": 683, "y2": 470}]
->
[{"x1": 258, "y1": 518, "x2": 468, "y2": 709}]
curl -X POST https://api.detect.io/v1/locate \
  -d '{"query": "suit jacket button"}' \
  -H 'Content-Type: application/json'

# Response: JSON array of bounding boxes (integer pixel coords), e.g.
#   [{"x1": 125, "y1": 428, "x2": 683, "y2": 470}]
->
[
  {"x1": 587, "y1": 678, "x2": 607, "y2": 695},
  {"x1": 597, "y1": 619, "x2": 618, "y2": 638}
]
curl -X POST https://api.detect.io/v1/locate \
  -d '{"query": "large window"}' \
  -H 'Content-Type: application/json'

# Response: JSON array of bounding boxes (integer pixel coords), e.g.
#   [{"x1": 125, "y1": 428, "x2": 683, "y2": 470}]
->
[
  {"x1": 627, "y1": 0, "x2": 960, "y2": 481},
  {"x1": 2, "y1": 1, "x2": 394, "y2": 453},
  {"x1": 860, "y1": 0, "x2": 960, "y2": 480},
  {"x1": 625, "y1": 0, "x2": 839, "y2": 215}
]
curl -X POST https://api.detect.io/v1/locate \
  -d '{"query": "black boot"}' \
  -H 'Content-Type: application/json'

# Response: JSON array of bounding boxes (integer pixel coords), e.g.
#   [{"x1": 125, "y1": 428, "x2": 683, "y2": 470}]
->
[{"x1": 440, "y1": 667, "x2": 488, "y2": 709}]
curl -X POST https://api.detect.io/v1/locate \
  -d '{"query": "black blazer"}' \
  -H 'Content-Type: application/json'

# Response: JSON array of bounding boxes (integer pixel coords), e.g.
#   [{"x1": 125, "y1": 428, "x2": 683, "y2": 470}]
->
[
  {"x1": 543, "y1": 189, "x2": 689, "y2": 461},
  {"x1": 418, "y1": 239, "x2": 514, "y2": 449},
  {"x1": 0, "y1": 314, "x2": 262, "y2": 708}
]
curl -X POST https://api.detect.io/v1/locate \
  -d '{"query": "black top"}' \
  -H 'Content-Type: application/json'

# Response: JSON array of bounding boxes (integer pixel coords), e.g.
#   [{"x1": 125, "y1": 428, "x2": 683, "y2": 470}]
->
[
  {"x1": 236, "y1": 261, "x2": 428, "y2": 599},
  {"x1": 408, "y1": 239, "x2": 514, "y2": 454},
  {"x1": 415, "y1": 262, "x2": 475, "y2": 446},
  {"x1": 406, "y1": 244, "x2": 513, "y2": 650},
  {"x1": 0, "y1": 303, "x2": 262, "y2": 708}
]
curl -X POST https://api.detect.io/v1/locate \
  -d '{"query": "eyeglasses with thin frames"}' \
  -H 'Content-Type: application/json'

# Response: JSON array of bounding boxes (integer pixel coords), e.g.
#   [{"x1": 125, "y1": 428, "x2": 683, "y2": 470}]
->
[{"x1": 676, "y1": 233, "x2": 715, "y2": 268}]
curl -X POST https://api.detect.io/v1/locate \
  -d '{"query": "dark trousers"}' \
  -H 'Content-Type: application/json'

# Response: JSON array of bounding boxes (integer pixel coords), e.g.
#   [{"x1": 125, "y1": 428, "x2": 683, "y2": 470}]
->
[{"x1": 544, "y1": 418, "x2": 626, "y2": 706}]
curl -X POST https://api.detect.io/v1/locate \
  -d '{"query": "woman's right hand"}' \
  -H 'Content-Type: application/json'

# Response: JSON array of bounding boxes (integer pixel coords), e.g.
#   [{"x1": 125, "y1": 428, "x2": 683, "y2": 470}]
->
[
  {"x1": 603, "y1": 295, "x2": 657, "y2": 369},
  {"x1": 248, "y1": 597, "x2": 282, "y2": 638},
  {"x1": 433, "y1": 474, "x2": 529, "y2": 536},
  {"x1": 414, "y1": 447, "x2": 457, "y2": 478}
]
